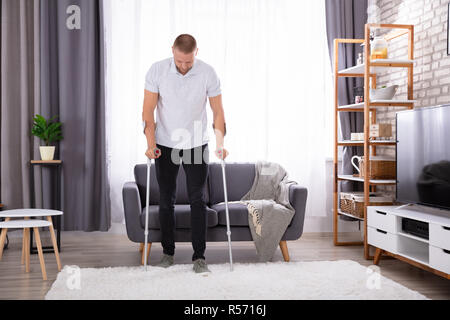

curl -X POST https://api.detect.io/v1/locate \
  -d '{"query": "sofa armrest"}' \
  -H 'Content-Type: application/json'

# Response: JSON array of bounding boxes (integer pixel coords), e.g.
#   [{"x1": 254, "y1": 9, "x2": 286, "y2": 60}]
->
[
  {"x1": 122, "y1": 181, "x2": 145, "y2": 243},
  {"x1": 282, "y1": 184, "x2": 308, "y2": 240}
]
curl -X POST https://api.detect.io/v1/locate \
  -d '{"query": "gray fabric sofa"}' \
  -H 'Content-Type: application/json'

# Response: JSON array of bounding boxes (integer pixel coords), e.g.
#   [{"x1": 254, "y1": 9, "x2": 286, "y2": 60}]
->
[{"x1": 122, "y1": 162, "x2": 307, "y2": 264}]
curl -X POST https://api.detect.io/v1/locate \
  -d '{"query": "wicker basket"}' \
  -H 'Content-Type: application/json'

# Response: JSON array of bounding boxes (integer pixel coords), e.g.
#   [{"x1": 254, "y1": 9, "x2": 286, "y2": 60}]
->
[
  {"x1": 357, "y1": 157, "x2": 396, "y2": 180},
  {"x1": 340, "y1": 192, "x2": 394, "y2": 218}
]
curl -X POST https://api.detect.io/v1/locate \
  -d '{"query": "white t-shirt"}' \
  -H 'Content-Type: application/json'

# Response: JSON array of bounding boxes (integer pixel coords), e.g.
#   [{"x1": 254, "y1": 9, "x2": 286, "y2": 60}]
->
[{"x1": 145, "y1": 57, "x2": 221, "y2": 149}]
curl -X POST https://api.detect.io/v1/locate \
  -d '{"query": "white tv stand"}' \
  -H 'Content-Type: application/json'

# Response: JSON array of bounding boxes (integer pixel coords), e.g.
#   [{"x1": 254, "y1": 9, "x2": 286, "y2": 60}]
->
[{"x1": 367, "y1": 205, "x2": 450, "y2": 279}]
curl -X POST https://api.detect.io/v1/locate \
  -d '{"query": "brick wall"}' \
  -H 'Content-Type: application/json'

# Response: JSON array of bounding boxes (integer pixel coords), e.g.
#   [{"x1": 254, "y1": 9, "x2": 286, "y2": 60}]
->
[
  {"x1": 369, "y1": 0, "x2": 450, "y2": 110},
  {"x1": 367, "y1": 0, "x2": 450, "y2": 191}
]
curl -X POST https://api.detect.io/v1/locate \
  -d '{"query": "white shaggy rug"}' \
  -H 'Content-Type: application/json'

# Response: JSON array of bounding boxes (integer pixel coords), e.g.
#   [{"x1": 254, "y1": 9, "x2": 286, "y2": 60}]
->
[{"x1": 45, "y1": 260, "x2": 428, "y2": 300}]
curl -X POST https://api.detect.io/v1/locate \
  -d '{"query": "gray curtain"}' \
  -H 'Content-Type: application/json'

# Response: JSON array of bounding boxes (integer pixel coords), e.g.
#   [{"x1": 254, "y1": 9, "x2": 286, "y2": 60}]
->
[
  {"x1": 325, "y1": 0, "x2": 368, "y2": 195},
  {"x1": 0, "y1": 0, "x2": 44, "y2": 210},
  {"x1": 40, "y1": 0, "x2": 110, "y2": 231},
  {"x1": 1, "y1": 0, "x2": 110, "y2": 231}
]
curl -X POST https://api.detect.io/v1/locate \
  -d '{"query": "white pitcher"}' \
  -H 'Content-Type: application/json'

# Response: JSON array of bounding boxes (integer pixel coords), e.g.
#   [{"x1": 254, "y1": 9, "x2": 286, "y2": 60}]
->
[{"x1": 351, "y1": 155, "x2": 363, "y2": 176}]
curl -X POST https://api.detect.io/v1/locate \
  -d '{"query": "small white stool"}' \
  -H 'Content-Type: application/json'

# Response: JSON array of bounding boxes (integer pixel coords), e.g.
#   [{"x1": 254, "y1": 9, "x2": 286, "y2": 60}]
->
[{"x1": 0, "y1": 209, "x2": 62, "y2": 281}]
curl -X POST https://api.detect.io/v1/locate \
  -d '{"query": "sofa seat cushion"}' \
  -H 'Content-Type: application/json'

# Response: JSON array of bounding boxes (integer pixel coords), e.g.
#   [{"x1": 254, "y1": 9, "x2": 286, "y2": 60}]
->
[
  {"x1": 211, "y1": 203, "x2": 249, "y2": 227},
  {"x1": 140, "y1": 205, "x2": 218, "y2": 229}
]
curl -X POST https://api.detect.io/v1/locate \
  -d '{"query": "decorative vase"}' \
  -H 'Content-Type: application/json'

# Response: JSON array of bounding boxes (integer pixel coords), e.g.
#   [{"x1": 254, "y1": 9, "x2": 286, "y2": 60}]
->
[
  {"x1": 370, "y1": 37, "x2": 388, "y2": 60},
  {"x1": 39, "y1": 146, "x2": 55, "y2": 161}
]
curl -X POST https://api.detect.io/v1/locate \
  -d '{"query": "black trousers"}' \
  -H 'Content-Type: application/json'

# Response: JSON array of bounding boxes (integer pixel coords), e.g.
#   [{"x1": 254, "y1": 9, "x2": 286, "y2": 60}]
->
[{"x1": 155, "y1": 143, "x2": 209, "y2": 261}]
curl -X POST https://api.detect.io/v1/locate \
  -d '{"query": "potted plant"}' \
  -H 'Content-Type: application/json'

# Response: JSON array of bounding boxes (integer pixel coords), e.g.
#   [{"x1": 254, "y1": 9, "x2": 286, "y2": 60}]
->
[{"x1": 31, "y1": 114, "x2": 63, "y2": 161}]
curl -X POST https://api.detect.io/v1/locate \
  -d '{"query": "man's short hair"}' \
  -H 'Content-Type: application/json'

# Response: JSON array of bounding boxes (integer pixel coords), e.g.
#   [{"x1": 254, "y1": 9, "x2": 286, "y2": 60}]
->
[{"x1": 173, "y1": 34, "x2": 197, "y2": 54}]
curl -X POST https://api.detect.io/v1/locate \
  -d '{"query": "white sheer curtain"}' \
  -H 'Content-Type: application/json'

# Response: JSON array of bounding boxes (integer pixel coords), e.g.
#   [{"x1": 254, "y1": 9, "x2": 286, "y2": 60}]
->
[{"x1": 103, "y1": 0, "x2": 334, "y2": 224}]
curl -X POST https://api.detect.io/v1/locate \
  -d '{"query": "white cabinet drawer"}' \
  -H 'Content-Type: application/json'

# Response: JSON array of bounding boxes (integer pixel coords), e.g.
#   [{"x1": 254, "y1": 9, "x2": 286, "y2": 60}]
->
[
  {"x1": 429, "y1": 245, "x2": 450, "y2": 275},
  {"x1": 429, "y1": 224, "x2": 450, "y2": 251},
  {"x1": 368, "y1": 226, "x2": 398, "y2": 254},
  {"x1": 367, "y1": 207, "x2": 397, "y2": 234}
]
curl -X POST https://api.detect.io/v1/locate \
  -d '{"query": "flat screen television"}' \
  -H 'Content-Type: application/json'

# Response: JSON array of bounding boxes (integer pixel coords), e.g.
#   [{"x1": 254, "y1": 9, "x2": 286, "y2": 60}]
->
[{"x1": 396, "y1": 104, "x2": 450, "y2": 210}]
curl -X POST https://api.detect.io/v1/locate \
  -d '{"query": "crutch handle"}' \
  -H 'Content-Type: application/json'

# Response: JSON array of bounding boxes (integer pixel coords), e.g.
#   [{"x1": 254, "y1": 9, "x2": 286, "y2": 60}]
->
[
  {"x1": 216, "y1": 147, "x2": 226, "y2": 161},
  {"x1": 147, "y1": 147, "x2": 161, "y2": 162}
]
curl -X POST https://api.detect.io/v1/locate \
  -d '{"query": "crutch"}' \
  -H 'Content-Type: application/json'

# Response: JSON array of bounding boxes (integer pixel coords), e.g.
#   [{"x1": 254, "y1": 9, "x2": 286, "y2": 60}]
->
[
  {"x1": 144, "y1": 147, "x2": 161, "y2": 271},
  {"x1": 217, "y1": 147, "x2": 233, "y2": 271}
]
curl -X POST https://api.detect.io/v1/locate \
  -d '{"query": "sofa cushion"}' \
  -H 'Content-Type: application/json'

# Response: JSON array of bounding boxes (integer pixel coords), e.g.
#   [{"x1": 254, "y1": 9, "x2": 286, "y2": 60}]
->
[
  {"x1": 211, "y1": 203, "x2": 249, "y2": 227},
  {"x1": 134, "y1": 164, "x2": 209, "y2": 206},
  {"x1": 212, "y1": 200, "x2": 295, "y2": 228},
  {"x1": 208, "y1": 162, "x2": 255, "y2": 204},
  {"x1": 140, "y1": 205, "x2": 218, "y2": 229}
]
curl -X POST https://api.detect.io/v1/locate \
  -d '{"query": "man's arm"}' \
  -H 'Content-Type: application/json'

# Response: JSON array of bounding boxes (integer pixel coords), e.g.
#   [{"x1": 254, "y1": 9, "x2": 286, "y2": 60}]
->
[
  {"x1": 209, "y1": 94, "x2": 228, "y2": 159},
  {"x1": 142, "y1": 89, "x2": 159, "y2": 158}
]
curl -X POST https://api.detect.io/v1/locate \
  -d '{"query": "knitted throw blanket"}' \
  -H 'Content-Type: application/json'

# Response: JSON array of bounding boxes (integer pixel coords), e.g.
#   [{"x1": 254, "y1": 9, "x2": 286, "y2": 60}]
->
[{"x1": 219, "y1": 161, "x2": 297, "y2": 262}]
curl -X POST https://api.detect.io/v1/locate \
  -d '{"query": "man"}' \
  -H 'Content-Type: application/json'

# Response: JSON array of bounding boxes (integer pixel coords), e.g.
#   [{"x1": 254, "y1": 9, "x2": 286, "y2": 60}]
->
[{"x1": 142, "y1": 34, "x2": 228, "y2": 273}]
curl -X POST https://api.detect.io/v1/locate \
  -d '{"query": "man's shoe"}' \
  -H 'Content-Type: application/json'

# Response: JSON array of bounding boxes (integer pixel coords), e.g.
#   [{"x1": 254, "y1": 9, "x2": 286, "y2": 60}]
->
[
  {"x1": 193, "y1": 259, "x2": 211, "y2": 273},
  {"x1": 157, "y1": 254, "x2": 174, "y2": 268}
]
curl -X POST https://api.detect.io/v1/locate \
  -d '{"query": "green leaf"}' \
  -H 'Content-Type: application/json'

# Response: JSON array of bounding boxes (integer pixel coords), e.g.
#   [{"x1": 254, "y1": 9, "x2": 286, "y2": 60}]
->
[
  {"x1": 48, "y1": 132, "x2": 56, "y2": 143},
  {"x1": 37, "y1": 114, "x2": 47, "y2": 127},
  {"x1": 47, "y1": 122, "x2": 60, "y2": 134},
  {"x1": 31, "y1": 114, "x2": 63, "y2": 143}
]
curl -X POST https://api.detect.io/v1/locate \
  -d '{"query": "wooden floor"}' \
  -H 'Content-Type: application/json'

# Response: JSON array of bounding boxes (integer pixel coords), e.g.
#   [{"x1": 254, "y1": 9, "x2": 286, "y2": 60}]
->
[{"x1": 0, "y1": 231, "x2": 449, "y2": 300}]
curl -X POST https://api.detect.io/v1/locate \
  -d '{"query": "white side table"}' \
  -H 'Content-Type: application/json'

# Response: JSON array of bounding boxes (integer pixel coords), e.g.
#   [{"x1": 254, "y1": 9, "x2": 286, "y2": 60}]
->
[
  {"x1": 0, "y1": 218, "x2": 61, "y2": 280},
  {"x1": 0, "y1": 209, "x2": 63, "y2": 254}
]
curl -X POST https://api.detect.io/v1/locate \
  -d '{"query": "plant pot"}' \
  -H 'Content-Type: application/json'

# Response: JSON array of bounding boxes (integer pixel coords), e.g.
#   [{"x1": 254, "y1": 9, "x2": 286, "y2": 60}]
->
[{"x1": 39, "y1": 146, "x2": 55, "y2": 161}]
